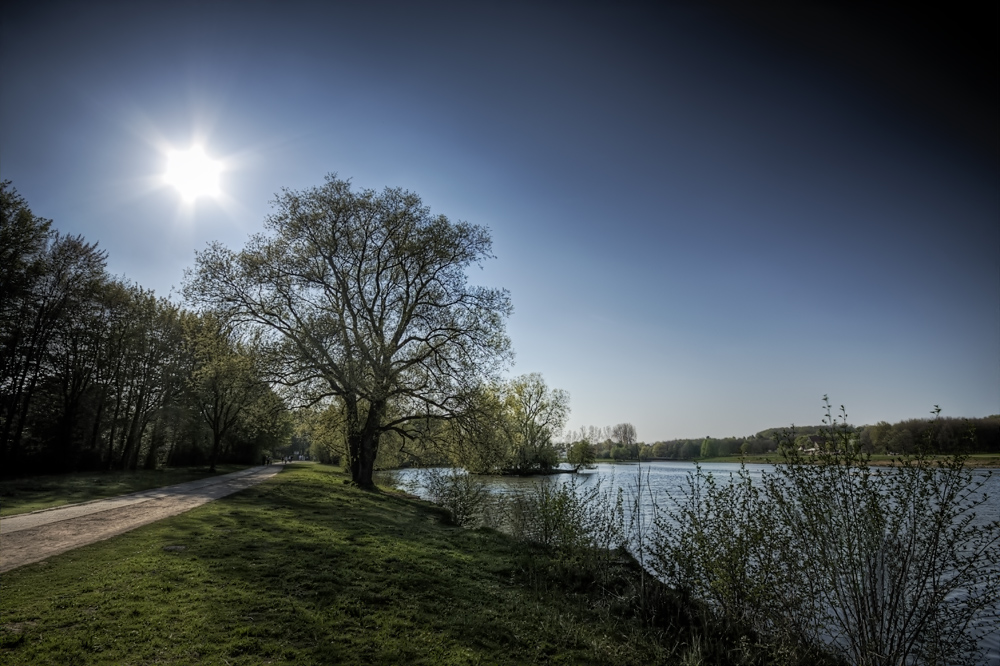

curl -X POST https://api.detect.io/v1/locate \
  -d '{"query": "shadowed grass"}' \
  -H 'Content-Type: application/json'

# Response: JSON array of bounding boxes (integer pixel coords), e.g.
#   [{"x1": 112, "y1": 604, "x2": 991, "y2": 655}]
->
[
  {"x1": 0, "y1": 465, "x2": 253, "y2": 517},
  {"x1": 1, "y1": 464, "x2": 693, "y2": 665}
]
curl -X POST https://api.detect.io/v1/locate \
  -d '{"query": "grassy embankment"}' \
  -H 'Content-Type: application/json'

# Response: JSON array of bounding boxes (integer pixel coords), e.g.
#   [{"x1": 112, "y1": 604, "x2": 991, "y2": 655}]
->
[
  {"x1": 1, "y1": 463, "x2": 708, "y2": 665},
  {"x1": 0, "y1": 465, "x2": 252, "y2": 517}
]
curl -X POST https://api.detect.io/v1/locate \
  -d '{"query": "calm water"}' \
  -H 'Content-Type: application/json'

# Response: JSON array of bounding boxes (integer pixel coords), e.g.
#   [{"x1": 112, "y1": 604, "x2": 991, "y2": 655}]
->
[{"x1": 380, "y1": 461, "x2": 1000, "y2": 663}]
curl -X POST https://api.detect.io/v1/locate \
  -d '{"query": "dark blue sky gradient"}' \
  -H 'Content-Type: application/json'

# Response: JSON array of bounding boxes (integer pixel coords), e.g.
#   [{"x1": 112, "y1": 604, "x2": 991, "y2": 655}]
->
[{"x1": 2, "y1": 1, "x2": 997, "y2": 439}]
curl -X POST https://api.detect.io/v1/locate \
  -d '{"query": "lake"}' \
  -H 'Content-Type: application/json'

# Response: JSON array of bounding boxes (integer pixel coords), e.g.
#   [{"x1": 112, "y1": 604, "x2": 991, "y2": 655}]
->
[{"x1": 379, "y1": 460, "x2": 1000, "y2": 663}]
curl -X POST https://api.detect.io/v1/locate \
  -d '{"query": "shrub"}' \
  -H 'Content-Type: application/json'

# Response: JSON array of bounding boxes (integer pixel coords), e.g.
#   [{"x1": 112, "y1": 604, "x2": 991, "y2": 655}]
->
[
  {"x1": 648, "y1": 400, "x2": 1000, "y2": 666},
  {"x1": 421, "y1": 467, "x2": 491, "y2": 526},
  {"x1": 502, "y1": 477, "x2": 626, "y2": 553}
]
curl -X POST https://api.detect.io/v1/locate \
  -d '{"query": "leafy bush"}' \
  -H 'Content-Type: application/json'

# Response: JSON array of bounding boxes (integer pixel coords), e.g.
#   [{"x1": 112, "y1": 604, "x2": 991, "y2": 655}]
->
[
  {"x1": 648, "y1": 400, "x2": 1000, "y2": 666},
  {"x1": 500, "y1": 477, "x2": 624, "y2": 551},
  {"x1": 421, "y1": 467, "x2": 491, "y2": 526}
]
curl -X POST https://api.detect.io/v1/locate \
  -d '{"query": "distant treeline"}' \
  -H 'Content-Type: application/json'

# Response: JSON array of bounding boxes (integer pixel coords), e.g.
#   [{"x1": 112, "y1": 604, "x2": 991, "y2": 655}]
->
[
  {"x1": 568, "y1": 417, "x2": 1000, "y2": 462},
  {"x1": 0, "y1": 182, "x2": 289, "y2": 477}
]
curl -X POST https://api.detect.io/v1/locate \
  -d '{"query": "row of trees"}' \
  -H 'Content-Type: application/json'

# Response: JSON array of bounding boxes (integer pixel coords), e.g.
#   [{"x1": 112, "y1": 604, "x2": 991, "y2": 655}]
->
[
  {"x1": 561, "y1": 416, "x2": 1000, "y2": 463},
  {"x1": 561, "y1": 426, "x2": 769, "y2": 462},
  {"x1": 562, "y1": 423, "x2": 638, "y2": 462},
  {"x1": 0, "y1": 181, "x2": 289, "y2": 476},
  {"x1": 857, "y1": 415, "x2": 1000, "y2": 454},
  {"x1": 5, "y1": 176, "x2": 574, "y2": 485}
]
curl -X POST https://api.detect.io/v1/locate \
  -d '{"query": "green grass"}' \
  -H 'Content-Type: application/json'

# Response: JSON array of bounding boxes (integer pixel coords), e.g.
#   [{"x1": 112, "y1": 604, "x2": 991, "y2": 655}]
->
[
  {"x1": 0, "y1": 464, "x2": 694, "y2": 665},
  {"x1": 0, "y1": 465, "x2": 252, "y2": 517}
]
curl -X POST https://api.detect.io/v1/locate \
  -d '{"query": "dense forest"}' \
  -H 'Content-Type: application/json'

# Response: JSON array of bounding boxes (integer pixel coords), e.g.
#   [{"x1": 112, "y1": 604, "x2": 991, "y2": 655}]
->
[{"x1": 0, "y1": 181, "x2": 289, "y2": 476}]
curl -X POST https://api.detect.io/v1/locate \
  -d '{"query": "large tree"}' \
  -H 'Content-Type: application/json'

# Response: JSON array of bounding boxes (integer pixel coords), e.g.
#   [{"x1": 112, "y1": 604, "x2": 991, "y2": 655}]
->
[
  {"x1": 611, "y1": 422, "x2": 637, "y2": 457},
  {"x1": 503, "y1": 373, "x2": 569, "y2": 472},
  {"x1": 185, "y1": 175, "x2": 512, "y2": 487}
]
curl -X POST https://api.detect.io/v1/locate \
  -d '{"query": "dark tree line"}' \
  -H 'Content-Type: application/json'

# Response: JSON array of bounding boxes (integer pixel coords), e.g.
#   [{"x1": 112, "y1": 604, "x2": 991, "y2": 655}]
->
[
  {"x1": 564, "y1": 416, "x2": 999, "y2": 462},
  {"x1": 0, "y1": 181, "x2": 288, "y2": 477},
  {"x1": 856, "y1": 415, "x2": 1000, "y2": 455}
]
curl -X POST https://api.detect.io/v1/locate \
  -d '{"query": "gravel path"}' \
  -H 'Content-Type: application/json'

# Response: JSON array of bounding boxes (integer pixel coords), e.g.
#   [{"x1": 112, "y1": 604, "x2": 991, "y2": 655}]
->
[{"x1": 0, "y1": 465, "x2": 284, "y2": 573}]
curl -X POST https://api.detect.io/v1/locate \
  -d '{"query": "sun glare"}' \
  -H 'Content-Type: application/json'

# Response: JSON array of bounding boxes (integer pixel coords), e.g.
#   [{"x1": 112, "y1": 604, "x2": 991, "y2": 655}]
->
[{"x1": 164, "y1": 146, "x2": 221, "y2": 201}]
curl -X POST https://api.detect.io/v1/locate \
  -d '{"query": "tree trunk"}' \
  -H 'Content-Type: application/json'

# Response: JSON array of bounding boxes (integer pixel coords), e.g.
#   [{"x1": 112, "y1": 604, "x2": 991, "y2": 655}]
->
[
  {"x1": 347, "y1": 398, "x2": 384, "y2": 489},
  {"x1": 143, "y1": 415, "x2": 163, "y2": 470},
  {"x1": 209, "y1": 430, "x2": 222, "y2": 473},
  {"x1": 350, "y1": 431, "x2": 380, "y2": 489},
  {"x1": 89, "y1": 393, "x2": 105, "y2": 457}
]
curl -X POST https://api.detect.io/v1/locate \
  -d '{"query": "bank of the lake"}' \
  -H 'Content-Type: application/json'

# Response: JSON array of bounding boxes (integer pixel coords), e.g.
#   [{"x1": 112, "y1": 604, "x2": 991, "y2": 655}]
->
[
  {"x1": 388, "y1": 460, "x2": 1000, "y2": 664},
  {"x1": 0, "y1": 463, "x2": 740, "y2": 665}
]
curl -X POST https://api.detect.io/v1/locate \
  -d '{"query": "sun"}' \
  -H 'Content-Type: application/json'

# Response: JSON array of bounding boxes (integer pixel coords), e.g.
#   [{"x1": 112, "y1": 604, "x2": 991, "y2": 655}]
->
[{"x1": 164, "y1": 146, "x2": 221, "y2": 201}]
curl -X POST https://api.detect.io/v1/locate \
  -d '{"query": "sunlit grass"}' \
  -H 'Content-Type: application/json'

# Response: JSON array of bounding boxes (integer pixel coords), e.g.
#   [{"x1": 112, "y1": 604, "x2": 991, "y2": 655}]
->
[{"x1": 0, "y1": 464, "x2": 677, "y2": 665}]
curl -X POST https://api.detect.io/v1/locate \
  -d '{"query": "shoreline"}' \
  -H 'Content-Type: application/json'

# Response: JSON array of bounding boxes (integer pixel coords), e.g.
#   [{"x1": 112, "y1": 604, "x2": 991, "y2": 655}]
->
[{"x1": 591, "y1": 455, "x2": 1000, "y2": 469}]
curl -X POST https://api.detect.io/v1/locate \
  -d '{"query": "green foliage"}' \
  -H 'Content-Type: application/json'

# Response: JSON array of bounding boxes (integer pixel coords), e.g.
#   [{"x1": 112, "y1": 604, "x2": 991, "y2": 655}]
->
[
  {"x1": 499, "y1": 478, "x2": 626, "y2": 555},
  {"x1": 420, "y1": 467, "x2": 491, "y2": 526},
  {"x1": 0, "y1": 182, "x2": 290, "y2": 477},
  {"x1": 567, "y1": 440, "x2": 596, "y2": 471},
  {"x1": 185, "y1": 175, "x2": 512, "y2": 488},
  {"x1": 505, "y1": 374, "x2": 569, "y2": 472},
  {"x1": 649, "y1": 399, "x2": 1000, "y2": 666},
  {"x1": 181, "y1": 312, "x2": 279, "y2": 471},
  {"x1": 291, "y1": 404, "x2": 345, "y2": 465},
  {"x1": 451, "y1": 373, "x2": 569, "y2": 475},
  {"x1": 858, "y1": 415, "x2": 1000, "y2": 455},
  {"x1": 610, "y1": 445, "x2": 631, "y2": 461},
  {"x1": 1, "y1": 464, "x2": 685, "y2": 665}
]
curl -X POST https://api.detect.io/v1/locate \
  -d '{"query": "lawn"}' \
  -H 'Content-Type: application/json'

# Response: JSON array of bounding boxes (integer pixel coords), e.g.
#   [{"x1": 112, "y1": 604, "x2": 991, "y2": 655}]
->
[
  {"x1": 0, "y1": 465, "x2": 252, "y2": 517},
  {"x1": 0, "y1": 464, "x2": 682, "y2": 665}
]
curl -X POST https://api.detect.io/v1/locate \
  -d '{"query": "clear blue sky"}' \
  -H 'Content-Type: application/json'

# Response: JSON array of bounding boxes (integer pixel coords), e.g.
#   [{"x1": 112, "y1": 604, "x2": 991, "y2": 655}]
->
[{"x1": 3, "y1": 1, "x2": 997, "y2": 440}]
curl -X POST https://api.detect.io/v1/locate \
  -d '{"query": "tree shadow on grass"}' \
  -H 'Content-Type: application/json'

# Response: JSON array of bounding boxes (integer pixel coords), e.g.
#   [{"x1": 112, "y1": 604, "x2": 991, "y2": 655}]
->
[{"x1": 1, "y1": 465, "x2": 683, "y2": 665}]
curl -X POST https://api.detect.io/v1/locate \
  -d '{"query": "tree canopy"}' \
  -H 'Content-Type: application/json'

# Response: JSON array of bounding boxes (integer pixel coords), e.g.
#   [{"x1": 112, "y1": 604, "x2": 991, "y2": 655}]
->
[
  {"x1": 450, "y1": 373, "x2": 570, "y2": 475},
  {"x1": 1, "y1": 181, "x2": 287, "y2": 476},
  {"x1": 185, "y1": 175, "x2": 512, "y2": 487}
]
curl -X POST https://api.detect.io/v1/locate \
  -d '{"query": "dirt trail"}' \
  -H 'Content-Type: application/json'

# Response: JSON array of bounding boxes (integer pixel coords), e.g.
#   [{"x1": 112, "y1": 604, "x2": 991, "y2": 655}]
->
[{"x1": 0, "y1": 465, "x2": 284, "y2": 573}]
